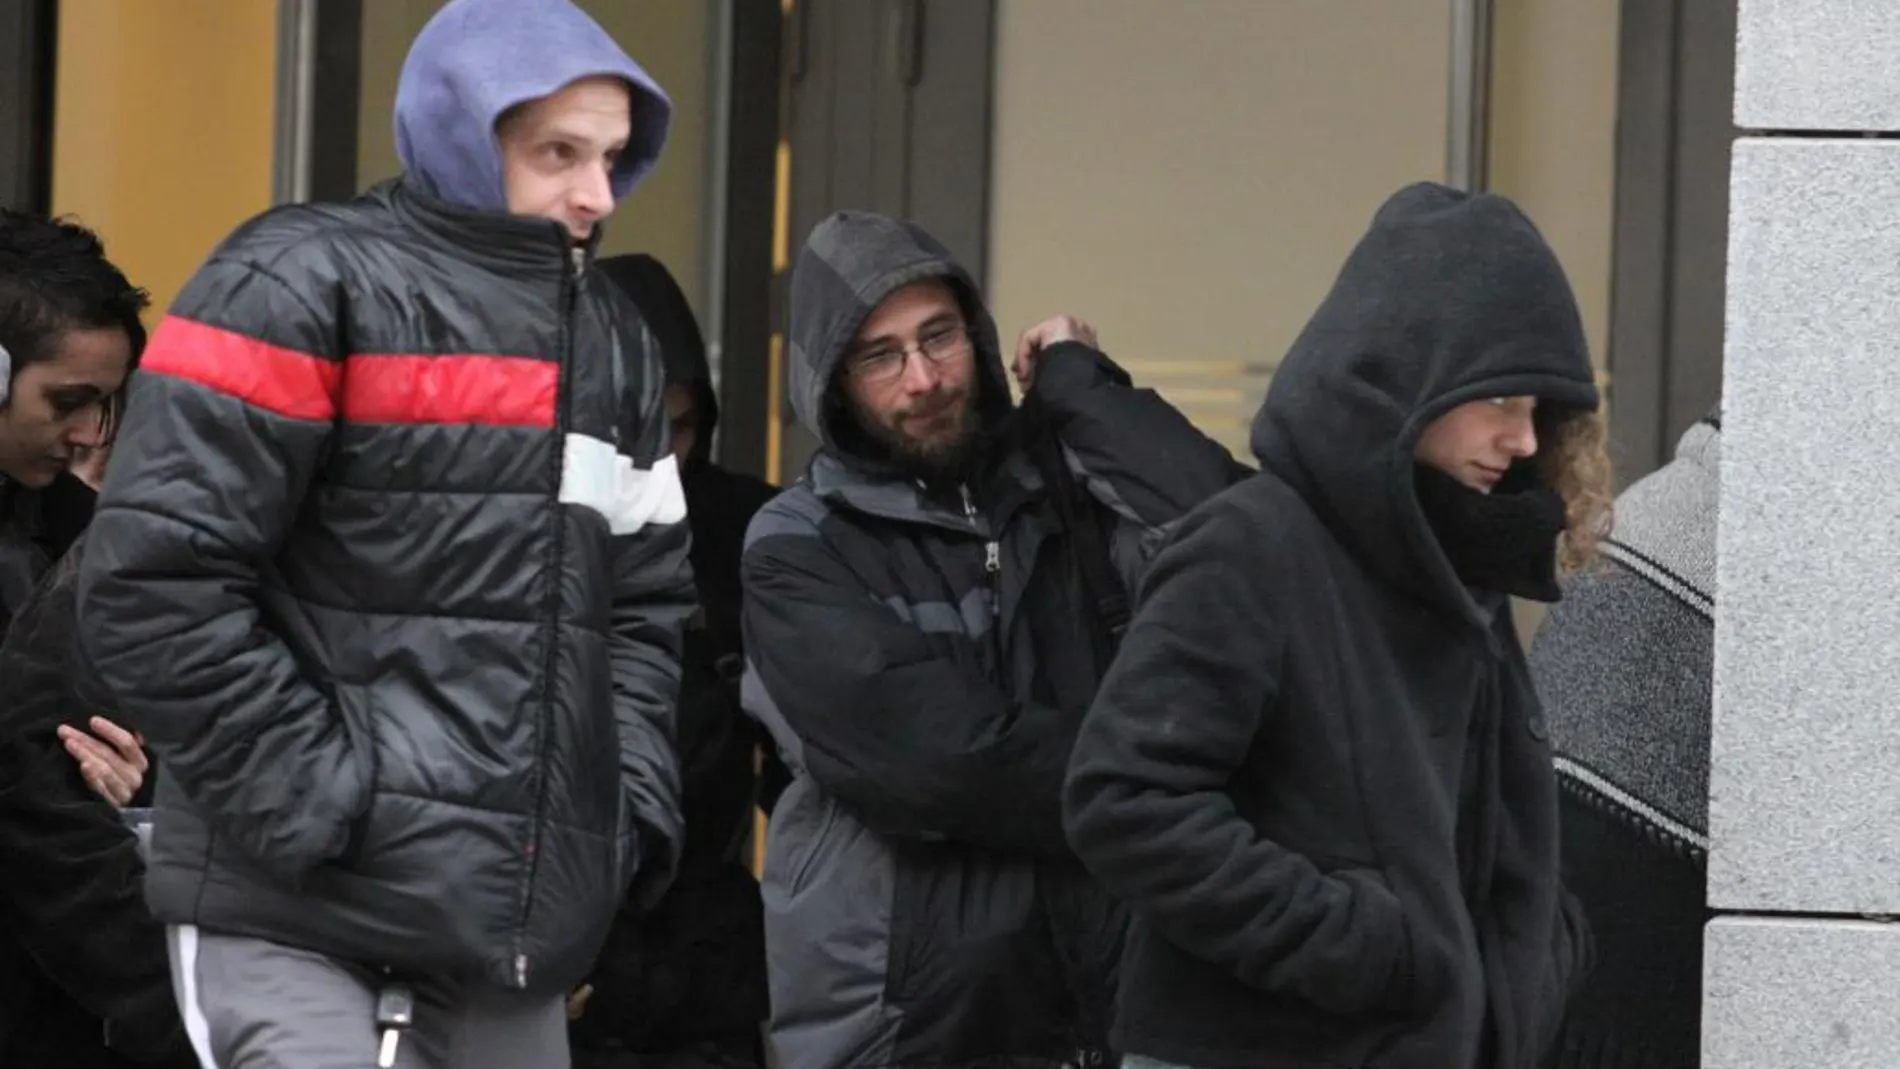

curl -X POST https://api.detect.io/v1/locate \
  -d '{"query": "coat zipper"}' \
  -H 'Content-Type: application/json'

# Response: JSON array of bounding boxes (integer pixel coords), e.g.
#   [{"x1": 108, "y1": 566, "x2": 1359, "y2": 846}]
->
[
  {"x1": 514, "y1": 246, "x2": 587, "y2": 990},
  {"x1": 961, "y1": 483, "x2": 1001, "y2": 617}
]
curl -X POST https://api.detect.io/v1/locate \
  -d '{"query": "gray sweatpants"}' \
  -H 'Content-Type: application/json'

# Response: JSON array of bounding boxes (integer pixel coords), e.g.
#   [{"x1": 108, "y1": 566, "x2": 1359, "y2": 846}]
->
[{"x1": 168, "y1": 925, "x2": 569, "y2": 1069}]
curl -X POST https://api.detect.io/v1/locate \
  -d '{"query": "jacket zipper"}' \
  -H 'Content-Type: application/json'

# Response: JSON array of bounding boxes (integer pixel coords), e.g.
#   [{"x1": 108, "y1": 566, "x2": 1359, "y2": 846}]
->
[
  {"x1": 514, "y1": 246, "x2": 587, "y2": 990},
  {"x1": 960, "y1": 484, "x2": 1001, "y2": 617}
]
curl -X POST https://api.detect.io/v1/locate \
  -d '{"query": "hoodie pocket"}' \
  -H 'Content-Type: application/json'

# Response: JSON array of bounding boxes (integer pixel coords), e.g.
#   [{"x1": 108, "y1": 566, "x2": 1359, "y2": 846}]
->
[
  {"x1": 1117, "y1": 916, "x2": 1404, "y2": 1069},
  {"x1": 1297, "y1": 854, "x2": 1456, "y2": 1024},
  {"x1": 1318, "y1": 863, "x2": 1449, "y2": 1017},
  {"x1": 1390, "y1": 891, "x2": 1459, "y2": 1019}
]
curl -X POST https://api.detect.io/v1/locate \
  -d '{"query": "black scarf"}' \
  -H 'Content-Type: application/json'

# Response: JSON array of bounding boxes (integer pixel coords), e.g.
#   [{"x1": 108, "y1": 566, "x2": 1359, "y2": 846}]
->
[{"x1": 1413, "y1": 462, "x2": 1566, "y2": 603}]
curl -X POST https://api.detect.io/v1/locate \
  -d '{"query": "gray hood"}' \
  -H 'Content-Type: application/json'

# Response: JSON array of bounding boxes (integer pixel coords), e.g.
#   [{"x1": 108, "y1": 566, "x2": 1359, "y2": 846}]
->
[{"x1": 786, "y1": 211, "x2": 1011, "y2": 472}]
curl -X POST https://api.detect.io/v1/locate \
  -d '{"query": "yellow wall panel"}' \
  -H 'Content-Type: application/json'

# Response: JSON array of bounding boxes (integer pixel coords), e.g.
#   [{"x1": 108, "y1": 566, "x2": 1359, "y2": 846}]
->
[{"x1": 51, "y1": 0, "x2": 278, "y2": 317}]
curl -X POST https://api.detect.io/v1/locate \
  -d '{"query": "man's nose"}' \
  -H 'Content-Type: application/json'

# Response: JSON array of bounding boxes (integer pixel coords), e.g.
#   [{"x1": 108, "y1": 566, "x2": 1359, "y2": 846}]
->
[
  {"x1": 897, "y1": 347, "x2": 942, "y2": 394},
  {"x1": 573, "y1": 164, "x2": 614, "y2": 219}
]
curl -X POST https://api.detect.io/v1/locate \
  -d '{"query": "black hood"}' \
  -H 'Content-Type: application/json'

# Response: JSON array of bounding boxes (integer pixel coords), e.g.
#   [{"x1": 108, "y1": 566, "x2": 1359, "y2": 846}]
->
[
  {"x1": 786, "y1": 211, "x2": 1011, "y2": 475},
  {"x1": 597, "y1": 253, "x2": 718, "y2": 467},
  {"x1": 1251, "y1": 181, "x2": 1599, "y2": 622}
]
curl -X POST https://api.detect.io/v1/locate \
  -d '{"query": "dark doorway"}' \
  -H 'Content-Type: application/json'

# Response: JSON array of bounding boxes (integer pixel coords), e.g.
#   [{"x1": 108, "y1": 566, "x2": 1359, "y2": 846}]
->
[
  {"x1": 1607, "y1": 0, "x2": 1736, "y2": 482},
  {"x1": 769, "y1": 0, "x2": 996, "y2": 482},
  {"x1": 0, "y1": 0, "x2": 58, "y2": 214},
  {"x1": 711, "y1": 0, "x2": 784, "y2": 481}
]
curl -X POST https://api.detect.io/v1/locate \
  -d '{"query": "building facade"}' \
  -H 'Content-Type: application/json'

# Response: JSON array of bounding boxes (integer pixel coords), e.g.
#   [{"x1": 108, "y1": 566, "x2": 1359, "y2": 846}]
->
[{"x1": 0, "y1": 0, "x2": 1732, "y2": 488}]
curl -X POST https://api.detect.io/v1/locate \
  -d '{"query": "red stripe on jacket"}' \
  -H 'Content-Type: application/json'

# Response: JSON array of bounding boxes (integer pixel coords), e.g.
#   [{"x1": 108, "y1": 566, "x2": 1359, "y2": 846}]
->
[
  {"x1": 142, "y1": 316, "x2": 342, "y2": 422},
  {"x1": 142, "y1": 316, "x2": 558, "y2": 428},
  {"x1": 340, "y1": 353, "x2": 557, "y2": 428}
]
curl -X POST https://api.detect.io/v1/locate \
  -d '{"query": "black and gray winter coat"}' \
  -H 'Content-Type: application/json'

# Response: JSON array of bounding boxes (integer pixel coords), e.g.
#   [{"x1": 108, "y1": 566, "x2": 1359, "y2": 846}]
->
[
  {"x1": 1065, "y1": 183, "x2": 1594, "y2": 1069},
  {"x1": 1533, "y1": 412, "x2": 1719, "y2": 1069},
  {"x1": 742, "y1": 211, "x2": 1240, "y2": 1069},
  {"x1": 73, "y1": 174, "x2": 695, "y2": 997}
]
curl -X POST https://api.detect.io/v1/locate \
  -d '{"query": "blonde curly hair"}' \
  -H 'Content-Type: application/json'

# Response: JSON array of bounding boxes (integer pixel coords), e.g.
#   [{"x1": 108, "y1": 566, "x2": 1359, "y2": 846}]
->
[{"x1": 1536, "y1": 408, "x2": 1614, "y2": 575}]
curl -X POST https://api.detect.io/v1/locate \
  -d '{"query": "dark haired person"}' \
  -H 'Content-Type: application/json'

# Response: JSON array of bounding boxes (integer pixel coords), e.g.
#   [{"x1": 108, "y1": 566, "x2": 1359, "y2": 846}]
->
[
  {"x1": 0, "y1": 208, "x2": 190, "y2": 1068},
  {"x1": 0, "y1": 208, "x2": 146, "y2": 633}
]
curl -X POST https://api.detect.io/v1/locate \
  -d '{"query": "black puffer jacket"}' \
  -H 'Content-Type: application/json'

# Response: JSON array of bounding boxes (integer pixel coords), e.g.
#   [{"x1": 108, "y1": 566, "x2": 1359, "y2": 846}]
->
[{"x1": 75, "y1": 175, "x2": 696, "y2": 996}]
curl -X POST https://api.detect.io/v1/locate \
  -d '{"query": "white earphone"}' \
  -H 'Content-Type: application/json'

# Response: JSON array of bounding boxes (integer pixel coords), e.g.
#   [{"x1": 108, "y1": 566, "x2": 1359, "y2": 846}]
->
[{"x1": 0, "y1": 340, "x2": 10, "y2": 407}]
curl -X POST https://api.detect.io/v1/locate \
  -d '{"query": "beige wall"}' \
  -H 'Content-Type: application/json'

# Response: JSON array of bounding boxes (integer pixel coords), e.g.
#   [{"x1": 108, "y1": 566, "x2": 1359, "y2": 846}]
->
[
  {"x1": 988, "y1": 1, "x2": 1622, "y2": 460},
  {"x1": 1489, "y1": 0, "x2": 1621, "y2": 374},
  {"x1": 987, "y1": 0, "x2": 1452, "y2": 455},
  {"x1": 356, "y1": 0, "x2": 713, "y2": 319}
]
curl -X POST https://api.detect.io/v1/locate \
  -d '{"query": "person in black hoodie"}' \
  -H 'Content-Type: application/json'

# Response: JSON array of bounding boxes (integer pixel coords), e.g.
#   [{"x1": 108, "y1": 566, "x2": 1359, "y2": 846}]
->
[
  {"x1": 1064, "y1": 182, "x2": 1603, "y2": 1069},
  {"x1": 573, "y1": 253, "x2": 778, "y2": 1069}
]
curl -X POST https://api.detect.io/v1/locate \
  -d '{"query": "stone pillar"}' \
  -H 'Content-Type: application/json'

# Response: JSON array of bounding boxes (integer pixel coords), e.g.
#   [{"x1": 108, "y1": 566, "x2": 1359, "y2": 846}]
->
[{"x1": 1706, "y1": 2, "x2": 1900, "y2": 1065}]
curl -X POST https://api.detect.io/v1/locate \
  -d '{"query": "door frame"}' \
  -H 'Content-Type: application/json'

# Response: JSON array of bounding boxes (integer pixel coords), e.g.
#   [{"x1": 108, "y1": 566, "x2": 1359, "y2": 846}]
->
[
  {"x1": 1606, "y1": 0, "x2": 1735, "y2": 482},
  {"x1": 0, "y1": 0, "x2": 58, "y2": 214}
]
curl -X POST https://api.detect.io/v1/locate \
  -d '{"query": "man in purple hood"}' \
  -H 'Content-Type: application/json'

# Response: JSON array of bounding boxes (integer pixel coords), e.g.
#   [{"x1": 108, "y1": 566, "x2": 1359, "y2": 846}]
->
[{"x1": 74, "y1": 2, "x2": 694, "y2": 1066}]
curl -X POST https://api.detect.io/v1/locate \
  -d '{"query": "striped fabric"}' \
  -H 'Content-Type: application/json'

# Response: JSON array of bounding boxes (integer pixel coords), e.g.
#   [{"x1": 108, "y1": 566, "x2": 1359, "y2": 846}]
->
[{"x1": 1529, "y1": 410, "x2": 1719, "y2": 1069}]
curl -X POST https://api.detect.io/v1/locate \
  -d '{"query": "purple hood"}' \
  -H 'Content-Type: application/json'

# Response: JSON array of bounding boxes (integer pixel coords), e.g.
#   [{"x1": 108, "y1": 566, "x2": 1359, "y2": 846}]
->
[{"x1": 393, "y1": 0, "x2": 671, "y2": 214}]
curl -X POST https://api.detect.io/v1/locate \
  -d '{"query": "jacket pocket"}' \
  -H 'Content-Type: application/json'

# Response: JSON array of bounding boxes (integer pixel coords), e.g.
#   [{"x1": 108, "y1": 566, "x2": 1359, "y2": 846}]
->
[
  {"x1": 778, "y1": 788, "x2": 841, "y2": 897},
  {"x1": 883, "y1": 843, "x2": 1068, "y2": 1059}
]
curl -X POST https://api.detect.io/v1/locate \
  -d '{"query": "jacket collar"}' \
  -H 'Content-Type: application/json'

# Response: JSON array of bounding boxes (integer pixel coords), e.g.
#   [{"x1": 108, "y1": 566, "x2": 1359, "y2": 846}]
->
[
  {"x1": 806, "y1": 448, "x2": 1044, "y2": 538},
  {"x1": 381, "y1": 176, "x2": 603, "y2": 281}
]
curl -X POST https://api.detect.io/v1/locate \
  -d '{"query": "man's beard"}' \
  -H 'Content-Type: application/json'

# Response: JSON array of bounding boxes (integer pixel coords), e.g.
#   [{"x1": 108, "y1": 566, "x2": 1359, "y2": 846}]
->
[{"x1": 852, "y1": 390, "x2": 985, "y2": 483}]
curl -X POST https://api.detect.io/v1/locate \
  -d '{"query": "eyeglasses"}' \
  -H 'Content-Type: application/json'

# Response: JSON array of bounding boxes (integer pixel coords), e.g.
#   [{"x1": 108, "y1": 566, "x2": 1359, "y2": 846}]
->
[{"x1": 845, "y1": 324, "x2": 972, "y2": 386}]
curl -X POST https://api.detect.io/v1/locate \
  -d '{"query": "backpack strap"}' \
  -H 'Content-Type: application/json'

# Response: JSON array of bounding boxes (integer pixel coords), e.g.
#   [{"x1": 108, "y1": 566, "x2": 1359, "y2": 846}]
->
[{"x1": 1020, "y1": 393, "x2": 1132, "y2": 670}]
